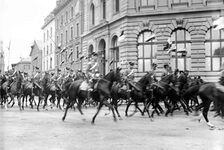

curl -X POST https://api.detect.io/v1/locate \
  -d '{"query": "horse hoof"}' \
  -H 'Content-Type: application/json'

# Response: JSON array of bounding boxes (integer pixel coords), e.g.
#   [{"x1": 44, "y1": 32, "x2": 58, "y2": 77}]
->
[
  {"x1": 62, "y1": 118, "x2": 65, "y2": 121},
  {"x1": 207, "y1": 122, "x2": 215, "y2": 128},
  {"x1": 91, "y1": 121, "x2": 95, "y2": 125},
  {"x1": 114, "y1": 118, "x2": 117, "y2": 122},
  {"x1": 119, "y1": 117, "x2": 123, "y2": 120}
]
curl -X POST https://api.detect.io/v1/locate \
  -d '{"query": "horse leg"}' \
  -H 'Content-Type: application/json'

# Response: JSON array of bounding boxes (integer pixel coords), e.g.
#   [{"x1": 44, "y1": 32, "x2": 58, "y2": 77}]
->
[
  {"x1": 113, "y1": 99, "x2": 122, "y2": 120},
  {"x1": 125, "y1": 99, "x2": 133, "y2": 117},
  {"x1": 62, "y1": 100, "x2": 72, "y2": 121},
  {"x1": 22, "y1": 96, "x2": 25, "y2": 110},
  {"x1": 29, "y1": 95, "x2": 34, "y2": 109},
  {"x1": 43, "y1": 95, "x2": 49, "y2": 110},
  {"x1": 37, "y1": 96, "x2": 41, "y2": 111},
  {"x1": 91, "y1": 102, "x2": 103, "y2": 125}
]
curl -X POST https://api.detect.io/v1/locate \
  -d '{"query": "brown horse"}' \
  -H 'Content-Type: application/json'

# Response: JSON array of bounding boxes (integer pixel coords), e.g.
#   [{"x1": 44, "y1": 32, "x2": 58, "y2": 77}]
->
[
  {"x1": 196, "y1": 82, "x2": 224, "y2": 128},
  {"x1": 62, "y1": 68, "x2": 122, "y2": 124}
]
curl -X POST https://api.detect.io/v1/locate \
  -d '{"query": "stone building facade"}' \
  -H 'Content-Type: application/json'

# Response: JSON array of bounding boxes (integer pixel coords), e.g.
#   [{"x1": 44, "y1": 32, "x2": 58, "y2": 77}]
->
[
  {"x1": 42, "y1": 13, "x2": 55, "y2": 73},
  {"x1": 49, "y1": 0, "x2": 224, "y2": 81},
  {"x1": 81, "y1": 0, "x2": 224, "y2": 81},
  {"x1": 53, "y1": 0, "x2": 82, "y2": 74}
]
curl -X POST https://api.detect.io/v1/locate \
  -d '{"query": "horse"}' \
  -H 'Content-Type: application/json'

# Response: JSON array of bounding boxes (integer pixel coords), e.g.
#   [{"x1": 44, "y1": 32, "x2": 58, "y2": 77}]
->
[
  {"x1": 39, "y1": 72, "x2": 57, "y2": 110},
  {"x1": 124, "y1": 72, "x2": 154, "y2": 118},
  {"x1": 149, "y1": 73, "x2": 188, "y2": 117},
  {"x1": 7, "y1": 71, "x2": 23, "y2": 111},
  {"x1": 195, "y1": 82, "x2": 224, "y2": 128},
  {"x1": 62, "y1": 68, "x2": 122, "y2": 124},
  {"x1": 0, "y1": 75, "x2": 9, "y2": 109}
]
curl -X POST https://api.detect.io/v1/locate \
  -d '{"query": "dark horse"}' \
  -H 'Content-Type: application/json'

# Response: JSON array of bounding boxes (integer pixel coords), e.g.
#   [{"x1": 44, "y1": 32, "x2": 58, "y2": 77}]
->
[
  {"x1": 125, "y1": 72, "x2": 153, "y2": 118},
  {"x1": 149, "y1": 73, "x2": 188, "y2": 117},
  {"x1": 38, "y1": 72, "x2": 57, "y2": 110},
  {"x1": 196, "y1": 82, "x2": 224, "y2": 128},
  {"x1": 62, "y1": 68, "x2": 122, "y2": 124},
  {"x1": 7, "y1": 71, "x2": 23, "y2": 111}
]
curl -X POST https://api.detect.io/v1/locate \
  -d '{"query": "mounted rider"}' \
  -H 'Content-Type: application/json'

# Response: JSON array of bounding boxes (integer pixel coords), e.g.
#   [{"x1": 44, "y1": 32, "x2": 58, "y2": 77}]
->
[
  {"x1": 148, "y1": 63, "x2": 158, "y2": 82},
  {"x1": 161, "y1": 63, "x2": 171, "y2": 80},
  {"x1": 86, "y1": 52, "x2": 99, "y2": 81},
  {"x1": 33, "y1": 67, "x2": 42, "y2": 89}
]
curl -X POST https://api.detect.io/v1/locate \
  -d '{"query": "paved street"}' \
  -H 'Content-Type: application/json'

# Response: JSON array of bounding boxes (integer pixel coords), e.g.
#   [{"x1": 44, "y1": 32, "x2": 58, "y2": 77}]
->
[{"x1": 0, "y1": 105, "x2": 224, "y2": 150}]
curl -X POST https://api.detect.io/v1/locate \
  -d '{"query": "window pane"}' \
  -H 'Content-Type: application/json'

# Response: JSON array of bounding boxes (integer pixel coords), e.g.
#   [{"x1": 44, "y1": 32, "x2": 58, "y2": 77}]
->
[
  {"x1": 205, "y1": 42, "x2": 211, "y2": 56},
  {"x1": 138, "y1": 59, "x2": 143, "y2": 72},
  {"x1": 177, "y1": 43, "x2": 185, "y2": 50},
  {"x1": 186, "y1": 43, "x2": 191, "y2": 56},
  {"x1": 144, "y1": 31, "x2": 151, "y2": 42},
  {"x1": 212, "y1": 42, "x2": 221, "y2": 56},
  {"x1": 222, "y1": 42, "x2": 224, "y2": 47},
  {"x1": 213, "y1": 57, "x2": 220, "y2": 71},
  {"x1": 212, "y1": 29, "x2": 220, "y2": 40},
  {"x1": 138, "y1": 45, "x2": 143, "y2": 58},
  {"x1": 144, "y1": 45, "x2": 151, "y2": 58},
  {"x1": 177, "y1": 58, "x2": 184, "y2": 70},
  {"x1": 138, "y1": 34, "x2": 143, "y2": 43},
  {"x1": 170, "y1": 58, "x2": 176, "y2": 70},
  {"x1": 177, "y1": 30, "x2": 184, "y2": 41},
  {"x1": 205, "y1": 57, "x2": 211, "y2": 71},
  {"x1": 145, "y1": 59, "x2": 151, "y2": 72}
]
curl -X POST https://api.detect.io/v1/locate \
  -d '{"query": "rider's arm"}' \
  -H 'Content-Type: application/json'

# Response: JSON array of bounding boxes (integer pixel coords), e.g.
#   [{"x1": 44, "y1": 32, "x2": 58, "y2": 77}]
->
[{"x1": 127, "y1": 70, "x2": 134, "y2": 77}]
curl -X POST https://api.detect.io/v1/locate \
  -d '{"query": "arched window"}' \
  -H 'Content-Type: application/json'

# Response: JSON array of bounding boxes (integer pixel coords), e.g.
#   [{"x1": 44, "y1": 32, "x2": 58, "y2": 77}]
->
[
  {"x1": 88, "y1": 45, "x2": 94, "y2": 60},
  {"x1": 137, "y1": 31, "x2": 157, "y2": 72},
  {"x1": 71, "y1": 7, "x2": 74, "y2": 19},
  {"x1": 170, "y1": 28, "x2": 191, "y2": 71},
  {"x1": 115, "y1": 0, "x2": 119, "y2": 13},
  {"x1": 111, "y1": 36, "x2": 119, "y2": 69},
  {"x1": 90, "y1": 3, "x2": 95, "y2": 25},
  {"x1": 102, "y1": 0, "x2": 106, "y2": 19},
  {"x1": 205, "y1": 28, "x2": 224, "y2": 71}
]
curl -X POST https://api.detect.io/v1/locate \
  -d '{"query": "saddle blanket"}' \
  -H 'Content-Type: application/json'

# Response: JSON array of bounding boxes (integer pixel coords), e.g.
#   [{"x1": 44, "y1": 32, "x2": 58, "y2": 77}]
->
[
  {"x1": 80, "y1": 81, "x2": 89, "y2": 91},
  {"x1": 215, "y1": 83, "x2": 224, "y2": 93}
]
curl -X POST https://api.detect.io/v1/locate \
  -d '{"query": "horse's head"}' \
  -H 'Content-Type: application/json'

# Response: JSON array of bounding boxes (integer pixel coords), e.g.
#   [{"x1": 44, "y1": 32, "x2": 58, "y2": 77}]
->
[
  {"x1": 104, "y1": 67, "x2": 122, "y2": 83},
  {"x1": 161, "y1": 73, "x2": 176, "y2": 85},
  {"x1": 139, "y1": 72, "x2": 153, "y2": 86}
]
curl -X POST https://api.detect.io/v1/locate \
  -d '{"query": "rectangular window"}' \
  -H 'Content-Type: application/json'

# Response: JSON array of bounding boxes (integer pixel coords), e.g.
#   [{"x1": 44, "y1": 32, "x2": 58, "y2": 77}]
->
[
  {"x1": 61, "y1": 33, "x2": 63, "y2": 46},
  {"x1": 61, "y1": 15, "x2": 63, "y2": 26},
  {"x1": 50, "y1": 43, "x2": 52, "y2": 54},
  {"x1": 71, "y1": 7, "x2": 74, "y2": 19},
  {"x1": 103, "y1": 0, "x2": 106, "y2": 19},
  {"x1": 76, "y1": 23, "x2": 79, "y2": 37},
  {"x1": 66, "y1": 30, "x2": 68, "y2": 44},
  {"x1": 71, "y1": 27, "x2": 73, "y2": 40},
  {"x1": 76, "y1": 46, "x2": 79, "y2": 59},
  {"x1": 66, "y1": 11, "x2": 68, "y2": 23},
  {"x1": 115, "y1": 0, "x2": 119, "y2": 12}
]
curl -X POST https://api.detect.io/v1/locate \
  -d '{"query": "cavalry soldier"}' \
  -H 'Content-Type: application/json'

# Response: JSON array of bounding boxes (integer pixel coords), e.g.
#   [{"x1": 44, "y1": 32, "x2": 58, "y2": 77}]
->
[
  {"x1": 148, "y1": 63, "x2": 158, "y2": 82},
  {"x1": 161, "y1": 63, "x2": 170, "y2": 80},
  {"x1": 33, "y1": 67, "x2": 42, "y2": 89},
  {"x1": 76, "y1": 69, "x2": 85, "y2": 80},
  {"x1": 9, "y1": 67, "x2": 17, "y2": 79},
  {"x1": 86, "y1": 52, "x2": 99, "y2": 81},
  {"x1": 125, "y1": 62, "x2": 135, "y2": 80}
]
